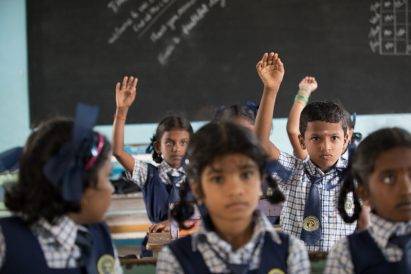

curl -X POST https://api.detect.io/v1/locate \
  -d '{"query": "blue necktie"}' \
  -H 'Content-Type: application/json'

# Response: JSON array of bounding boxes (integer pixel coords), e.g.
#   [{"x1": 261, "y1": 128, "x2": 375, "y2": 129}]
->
[
  {"x1": 301, "y1": 174, "x2": 322, "y2": 245},
  {"x1": 389, "y1": 234, "x2": 411, "y2": 271},
  {"x1": 75, "y1": 228, "x2": 95, "y2": 274},
  {"x1": 168, "y1": 172, "x2": 182, "y2": 204}
]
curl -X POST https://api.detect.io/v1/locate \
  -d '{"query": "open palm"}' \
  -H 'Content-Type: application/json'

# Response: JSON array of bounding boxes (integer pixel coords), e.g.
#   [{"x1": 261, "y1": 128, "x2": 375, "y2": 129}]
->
[
  {"x1": 256, "y1": 52, "x2": 284, "y2": 89},
  {"x1": 115, "y1": 76, "x2": 138, "y2": 108}
]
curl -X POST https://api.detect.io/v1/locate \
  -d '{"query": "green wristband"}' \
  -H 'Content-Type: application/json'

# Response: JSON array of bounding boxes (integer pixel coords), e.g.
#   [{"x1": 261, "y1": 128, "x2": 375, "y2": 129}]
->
[{"x1": 294, "y1": 94, "x2": 309, "y2": 104}]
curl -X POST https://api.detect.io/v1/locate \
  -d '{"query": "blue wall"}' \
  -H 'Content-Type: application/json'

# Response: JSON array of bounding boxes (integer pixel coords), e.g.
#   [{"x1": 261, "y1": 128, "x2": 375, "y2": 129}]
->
[
  {"x1": 0, "y1": 0, "x2": 30, "y2": 152},
  {"x1": 1, "y1": 0, "x2": 410, "y2": 153}
]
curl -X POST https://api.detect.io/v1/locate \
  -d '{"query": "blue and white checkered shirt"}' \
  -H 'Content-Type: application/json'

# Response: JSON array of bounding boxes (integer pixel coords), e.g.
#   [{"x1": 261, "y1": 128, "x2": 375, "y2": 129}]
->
[
  {"x1": 271, "y1": 152, "x2": 356, "y2": 252},
  {"x1": 324, "y1": 213, "x2": 411, "y2": 274},
  {"x1": 156, "y1": 210, "x2": 310, "y2": 274},
  {"x1": 127, "y1": 160, "x2": 186, "y2": 189},
  {"x1": 0, "y1": 216, "x2": 122, "y2": 273}
]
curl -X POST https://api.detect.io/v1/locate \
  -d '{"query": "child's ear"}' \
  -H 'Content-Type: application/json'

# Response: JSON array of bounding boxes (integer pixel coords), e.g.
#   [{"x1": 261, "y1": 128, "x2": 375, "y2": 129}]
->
[
  {"x1": 344, "y1": 131, "x2": 349, "y2": 146},
  {"x1": 298, "y1": 134, "x2": 306, "y2": 150}
]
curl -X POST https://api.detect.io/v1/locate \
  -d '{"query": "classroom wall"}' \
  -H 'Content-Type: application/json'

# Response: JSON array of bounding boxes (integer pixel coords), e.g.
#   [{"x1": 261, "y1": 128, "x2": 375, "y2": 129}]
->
[
  {"x1": 0, "y1": 0, "x2": 30, "y2": 152},
  {"x1": 1, "y1": 0, "x2": 410, "y2": 153}
]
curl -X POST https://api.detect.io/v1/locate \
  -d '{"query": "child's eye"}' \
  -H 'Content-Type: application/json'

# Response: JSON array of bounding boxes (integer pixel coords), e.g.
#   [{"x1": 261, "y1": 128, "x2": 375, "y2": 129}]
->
[
  {"x1": 311, "y1": 137, "x2": 320, "y2": 141},
  {"x1": 180, "y1": 140, "x2": 188, "y2": 146},
  {"x1": 241, "y1": 170, "x2": 255, "y2": 180},
  {"x1": 165, "y1": 141, "x2": 174, "y2": 146},
  {"x1": 331, "y1": 136, "x2": 340, "y2": 141},
  {"x1": 381, "y1": 172, "x2": 396, "y2": 185},
  {"x1": 210, "y1": 176, "x2": 223, "y2": 184}
]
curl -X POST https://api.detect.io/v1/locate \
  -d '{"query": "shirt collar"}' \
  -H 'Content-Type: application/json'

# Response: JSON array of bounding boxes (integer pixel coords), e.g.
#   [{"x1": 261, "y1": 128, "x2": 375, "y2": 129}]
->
[
  {"x1": 32, "y1": 216, "x2": 81, "y2": 252},
  {"x1": 159, "y1": 160, "x2": 186, "y2": 176},
  {"x1": 191, "y1": 210, "x2": 282, "y2": 251},
  {"x1": 369, "y1": 213, "x2": 411, "y2": 248},
  {"x1": 304, "y1": 156, "x2": 347, "y2": 178},
  {"x1": 341, "y1": 148, "x2": 349, "y2": 162}
]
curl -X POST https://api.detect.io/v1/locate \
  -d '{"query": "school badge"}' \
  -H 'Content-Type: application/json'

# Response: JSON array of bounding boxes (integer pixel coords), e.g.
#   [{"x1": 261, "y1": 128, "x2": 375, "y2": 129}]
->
[
  {"x1": 97, "y1": 254, "x2": 115, "y2": 274},
  {"x1": 303, "y1": 216, "x2": 320, "y2": 232},
  {"x1": 268, "y1": 269, "x2": 285, "y2": 274},
  {"x1": 345, "y1": 199, "x2": 353, "y2": 212}
]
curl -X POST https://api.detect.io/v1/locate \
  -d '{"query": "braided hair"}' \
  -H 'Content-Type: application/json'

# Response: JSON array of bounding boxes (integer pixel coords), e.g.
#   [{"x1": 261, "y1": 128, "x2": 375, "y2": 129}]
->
[
  {"x1": 171, "y1": 122, "x2": 284, "y2": 229},
  {"x1": 338, "y1": 127, "x2": 411, "y2": 223}
]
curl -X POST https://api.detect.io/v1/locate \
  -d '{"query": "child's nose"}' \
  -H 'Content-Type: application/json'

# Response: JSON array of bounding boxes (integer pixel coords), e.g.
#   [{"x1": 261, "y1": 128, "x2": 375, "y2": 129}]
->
[
  {"x1": 227, "y1": 177, "x2": 245, "y2": 196},
  {"x1": 172, "y1": 144, "x2": 179, "y2": 152},
  {"x1": 398, "y1": 171, "x2": 411, "y2": 194},
  {"x1": 321, "y1": 139, "x2": 332, "y2": 151}
]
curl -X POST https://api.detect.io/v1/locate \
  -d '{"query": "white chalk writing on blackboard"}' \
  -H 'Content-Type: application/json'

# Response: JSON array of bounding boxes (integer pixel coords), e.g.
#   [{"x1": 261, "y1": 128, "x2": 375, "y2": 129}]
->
[
  {"x1": 369, "y1": 0, "x2": 411, "y2": 55},
  {"x1": 157, "y1": 0, "x2": 226, "y2": 65},
  {"x1": 108, "y1": 0, "x2": 132, "y2": 13},
  {"x1": 107, "y1": 0, "x2": 227, "y2": 65}
]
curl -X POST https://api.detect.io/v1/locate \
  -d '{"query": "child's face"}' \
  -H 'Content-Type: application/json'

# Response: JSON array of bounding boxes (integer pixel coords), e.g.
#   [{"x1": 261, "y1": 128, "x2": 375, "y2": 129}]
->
[
  {"x1": 299, "y1": 121, "x2": 347, "y2": 171},
  {"x1": 358, "y1": 147, "x2": 411, "y2": 222},
  {"x1": 194, "y1": 153, "x2": 262, "y2": 226},
  {"x1": 79, "y1": 157, "x2": 114, "y2": 224},
  {"x1": 156, "y1": 129, "x2": 190, "y2": 168}
]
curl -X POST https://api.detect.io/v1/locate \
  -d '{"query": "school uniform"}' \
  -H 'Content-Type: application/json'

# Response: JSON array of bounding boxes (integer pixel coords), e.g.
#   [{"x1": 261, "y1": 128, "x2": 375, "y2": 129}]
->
[
  {"x1": 341, "y1": 140, "x2": 360, "y2": 162},
  {"x1": 156, "y1": 210, "x2": 310, "y2": 274},
  {"x1": 128, "y1": 160, "x2": 186, "y2": 223},
  {"x1": 258, "y1": 179, "x2": 283, "y2": 224},
  {"x1": 0, "y1": 215, "x2": 122, "y2": 274},
  {"x1": 268, "y1": 152, "x2": 356, "y2": 252},
  {"x1": 325, "y1": 213, "x2": 411, "y2": 274}
]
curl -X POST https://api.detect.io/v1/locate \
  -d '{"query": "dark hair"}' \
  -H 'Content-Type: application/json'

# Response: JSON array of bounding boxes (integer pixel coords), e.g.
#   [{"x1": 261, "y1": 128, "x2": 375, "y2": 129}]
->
[
  {"x1": 338, "y1": 127, "x2": 411, "y2": 223},
  {"x1": 343, "y1": 109, "x2": 355, "y2": 130},
  {"x1": 299, "y1": 101, "x2": 348, "y2": 136},
  {"x1": 171, "y1": 122, "x2": 284, "y2": 229},
  {"x1": 146, "y1": 116, "x2": 193, "y2": 163},
  {"x1": 213, "y1": 104, "x2": 256, "y2": 124},
  {"x1": 5, "y1": 117, "x2": 111, "y2": 225}
]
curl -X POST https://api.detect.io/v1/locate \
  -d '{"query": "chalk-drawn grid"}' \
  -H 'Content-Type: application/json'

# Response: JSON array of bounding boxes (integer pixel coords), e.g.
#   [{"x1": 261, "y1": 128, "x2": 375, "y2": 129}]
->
[{"x1": 370, "y1": 0, "x2": 411, "y2": 55}]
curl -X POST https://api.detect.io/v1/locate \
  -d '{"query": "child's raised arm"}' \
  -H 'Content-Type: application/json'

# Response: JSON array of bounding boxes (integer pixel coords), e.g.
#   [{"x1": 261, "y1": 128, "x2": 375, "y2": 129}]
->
[
  {"x1": 255, "y1": 52, "x2": 284, "y2": 160},
  {"x1": 286, "y1": 76, "x2": 318, "y2": 160},
  {"x1": 112, "y1": 76, "x2": 138, "y2": 173}
]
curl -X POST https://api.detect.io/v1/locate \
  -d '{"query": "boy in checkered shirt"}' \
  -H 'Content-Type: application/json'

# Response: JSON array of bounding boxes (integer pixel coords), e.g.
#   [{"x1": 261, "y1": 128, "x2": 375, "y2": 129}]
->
[{"x1": 254, "y1": 51, "x2": 356, "y2": 252}]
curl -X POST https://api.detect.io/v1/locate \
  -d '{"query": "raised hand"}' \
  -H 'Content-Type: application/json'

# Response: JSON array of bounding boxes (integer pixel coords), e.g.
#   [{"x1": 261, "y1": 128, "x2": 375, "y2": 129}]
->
[
  {"x1": 115, "y1": 76, "x2": 138, "y2": 109},
  {"x1": 256, "y1": 52, "x2": 285, "y2": 90},
  {"x1": 298, "y1": 76, "x2": 318, "y2": 94}
]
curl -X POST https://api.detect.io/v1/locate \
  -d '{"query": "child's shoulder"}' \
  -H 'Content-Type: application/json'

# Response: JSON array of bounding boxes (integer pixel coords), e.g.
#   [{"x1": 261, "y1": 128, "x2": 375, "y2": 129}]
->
[
  {"x1": 278, "y1": 151, "x2": 306, "y2": 168},
  {"x1": 267, "y1": 151, "x2": 305, "y2": 183}
]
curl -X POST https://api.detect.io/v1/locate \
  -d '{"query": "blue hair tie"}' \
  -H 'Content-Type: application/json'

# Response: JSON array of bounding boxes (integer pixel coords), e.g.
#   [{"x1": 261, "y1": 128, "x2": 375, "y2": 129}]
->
[
  {"x1": 43, "y1": 103, "x2": 99, "y2": 203},
  {"x1": 245, "y1": 101, "x2": 259, "y2": 117},
  {"x1": 145, "y1": 136, "x2": 157, "y2": 153},
  {"x1": 350, "y1": 112, "x2": 357, "y2": 128}
]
